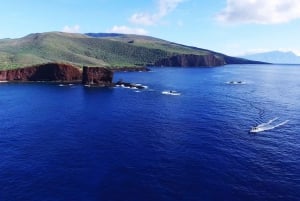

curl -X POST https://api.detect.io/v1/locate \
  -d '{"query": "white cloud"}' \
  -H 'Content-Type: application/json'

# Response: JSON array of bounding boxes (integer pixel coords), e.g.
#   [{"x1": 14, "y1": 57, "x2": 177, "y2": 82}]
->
[
  {"x1": 130, "y1": 0, "x2": 185, "y2": 26},
  {"x1": 216, "y1": 0, "x2": 300, "y2": 24},
  {"x1": 108, "y1": 25, "x2": 148, "y2": 35},
  {"x1": 292, "y1": 50, "x2": 300, "y2": 56},
  {"x1": 62, "y1": 25, "x2": 80, "y2": 33},
  {"x1": 130, "y1": 13, "x2": 157, "y2": 26}
]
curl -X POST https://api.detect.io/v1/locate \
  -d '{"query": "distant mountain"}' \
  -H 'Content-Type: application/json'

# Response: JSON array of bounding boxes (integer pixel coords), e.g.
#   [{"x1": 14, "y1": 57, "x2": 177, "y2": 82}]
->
[
  {"x1": 242, "y1": 51, "x2": 300, "y2": 64},
  {"x1": 0, "y1": 31, "x2": 265, "y2": 70}
]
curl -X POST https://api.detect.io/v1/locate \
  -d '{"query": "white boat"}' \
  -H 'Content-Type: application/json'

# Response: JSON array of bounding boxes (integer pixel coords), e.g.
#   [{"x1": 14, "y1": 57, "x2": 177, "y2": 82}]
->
[
  {"x1": 162, "y1": 90, "x2": 181, "y2": 96},
  {"x1": 226, "y1": 81, "x2": 246, "y2": 85},
  {"x1": 249, "y1": 126, "x2": 265, "y2": 133}
]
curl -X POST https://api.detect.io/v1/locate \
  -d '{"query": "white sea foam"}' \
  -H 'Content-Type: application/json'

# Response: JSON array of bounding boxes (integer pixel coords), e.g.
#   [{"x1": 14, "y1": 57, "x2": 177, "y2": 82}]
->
[{"x1": 162, "y1": 90, "x2": 181, "y2": 96}]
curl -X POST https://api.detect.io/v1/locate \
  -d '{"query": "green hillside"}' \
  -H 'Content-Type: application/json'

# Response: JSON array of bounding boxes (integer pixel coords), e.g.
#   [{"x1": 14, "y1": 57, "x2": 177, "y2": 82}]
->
[{"x1": 0, "y1": 32, "x2": 259, "y2": 70}]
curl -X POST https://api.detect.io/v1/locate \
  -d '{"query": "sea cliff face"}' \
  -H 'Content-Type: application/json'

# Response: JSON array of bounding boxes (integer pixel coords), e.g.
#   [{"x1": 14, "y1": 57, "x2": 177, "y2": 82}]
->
[
  {"x1": 154, "y1": 54, "x2": 226, "y2": 67},
  {"x1": 0, "y1": 63, "x2": 82, "y2": 82},
  {"x1": 0, "y1": 63, "x2": 114, "y2": 86},
  {"x1": 82, "y1": 66, "x2": 113, "y2": 86}
]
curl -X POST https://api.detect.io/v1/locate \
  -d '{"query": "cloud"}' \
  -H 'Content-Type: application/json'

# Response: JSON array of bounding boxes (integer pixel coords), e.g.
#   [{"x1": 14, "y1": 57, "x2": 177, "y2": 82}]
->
[
  {"x1": 216, "y1": 0, "x2": 300, "y2": 24},
  {"x1": 62, "y1": 25, "x2": 80, "y2": 33},
  {"x1": 130, "y1": 0, "x2": 185, "y2": 26},
  {"x1": 130, "y1": 13, "x2": 156, "y2": 26},
  {"x1": 108, "y1": 25, "x2": 148, "y2": 35}
]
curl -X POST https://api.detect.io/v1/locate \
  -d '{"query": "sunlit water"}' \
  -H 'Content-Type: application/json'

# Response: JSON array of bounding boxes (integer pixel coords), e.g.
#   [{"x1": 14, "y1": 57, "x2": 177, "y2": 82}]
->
[{"x1": 0, "y1": 65, "x2": 299, "y2": 201}]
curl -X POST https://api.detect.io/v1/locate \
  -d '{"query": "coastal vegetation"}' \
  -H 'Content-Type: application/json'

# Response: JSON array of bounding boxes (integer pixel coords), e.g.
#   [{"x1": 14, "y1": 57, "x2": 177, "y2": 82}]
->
[{"x1": 0, "y1": 32, "x2": 261, "y2": 70}]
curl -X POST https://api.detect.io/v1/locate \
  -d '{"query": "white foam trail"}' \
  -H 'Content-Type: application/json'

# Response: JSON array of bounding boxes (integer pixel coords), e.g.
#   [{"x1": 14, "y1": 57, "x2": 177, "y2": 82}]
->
[
  {"x1": 273, "y1": 120, "x2": 289, "y2": 128},
  {"x1": 162, "y1": 91, "x2": 181, "y2": 96},
  {"x1": 267, "y1": 117, "x2": 279, "y2": 124},
  {"x1": 250, "y1": 118, "x2": 289, "y2": 133},
  {"x1": 257, "y1": 117, "x2": 278, "y2": 128}
]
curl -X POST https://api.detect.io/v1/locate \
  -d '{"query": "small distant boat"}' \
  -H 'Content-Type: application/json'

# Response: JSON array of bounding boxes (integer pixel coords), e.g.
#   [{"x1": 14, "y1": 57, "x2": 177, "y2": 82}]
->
[
  {"x1": 162, "y1": 90, "x2": 181, "y2": 96},
  {"x1": 249, "y1": 126, "x2": 264, "y2": 133},
  {"x1": 227, "y1": 81, "x2": 246, "y2": 85},
  {"x1": 249, "y1": 118, "x2": 289, "y2": 133}
]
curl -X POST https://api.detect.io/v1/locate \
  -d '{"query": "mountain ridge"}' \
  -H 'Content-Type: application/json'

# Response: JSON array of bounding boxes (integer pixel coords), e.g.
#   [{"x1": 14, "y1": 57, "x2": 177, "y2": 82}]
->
[{"x1": 0, "y1": 32, "x2": 265, "y2": 70}]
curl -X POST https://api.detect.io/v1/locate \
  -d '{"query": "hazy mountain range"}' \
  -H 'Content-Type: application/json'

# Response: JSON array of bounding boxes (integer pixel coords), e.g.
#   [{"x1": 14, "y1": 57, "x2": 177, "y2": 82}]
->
[{"x1": 242, "y1": 51, "x2": 300, "y2": 64}]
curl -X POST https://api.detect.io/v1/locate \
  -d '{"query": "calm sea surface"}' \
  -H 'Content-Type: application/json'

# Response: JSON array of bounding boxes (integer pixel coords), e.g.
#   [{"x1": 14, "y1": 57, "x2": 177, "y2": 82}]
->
[{"x1": 0, "y1": 64, "x2": 299, "y2": 201}]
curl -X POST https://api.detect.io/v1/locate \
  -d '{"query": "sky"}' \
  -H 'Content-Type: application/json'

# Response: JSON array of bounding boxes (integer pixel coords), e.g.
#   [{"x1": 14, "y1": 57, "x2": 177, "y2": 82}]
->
[{"x1": 1, "y1": 0, "x2": 300, "y2": 56}]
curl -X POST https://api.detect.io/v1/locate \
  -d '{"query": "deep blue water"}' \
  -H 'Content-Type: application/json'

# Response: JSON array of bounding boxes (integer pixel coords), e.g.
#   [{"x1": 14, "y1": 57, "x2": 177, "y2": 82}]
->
[{"x1": 0, "y1": 64, "x2": 299, "y2": 201}]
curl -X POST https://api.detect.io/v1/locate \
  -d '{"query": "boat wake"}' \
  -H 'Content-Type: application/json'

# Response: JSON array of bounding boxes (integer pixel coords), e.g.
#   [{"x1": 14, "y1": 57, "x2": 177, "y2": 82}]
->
[
  {"x1": 162, "y1": 90, "x2": 181, "y2": 96},
  {"x1": 250, "y1": 118, "x2": 289, "y2": 133}
]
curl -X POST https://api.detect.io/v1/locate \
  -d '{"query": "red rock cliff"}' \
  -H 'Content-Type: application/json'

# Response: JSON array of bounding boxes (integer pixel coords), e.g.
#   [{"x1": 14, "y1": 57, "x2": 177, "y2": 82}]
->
[
  {"x1": 0, "y1": 63, "x2": 82, "y2": 82},
  {"x1": 154, "y1": 54, "x2": 225, "y2": 67},
  {"x1": 82, "y1": 66, "x2": 113, "y2": 86}
]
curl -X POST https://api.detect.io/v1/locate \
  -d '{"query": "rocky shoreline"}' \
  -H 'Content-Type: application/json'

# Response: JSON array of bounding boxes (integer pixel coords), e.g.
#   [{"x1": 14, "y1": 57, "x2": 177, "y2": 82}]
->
[
  {"x1": 0, "y1": 63, "x2": 113, "y2": 86},
  {"x1": 0, "y1": 63, "x2": 152, "y2": 87}
]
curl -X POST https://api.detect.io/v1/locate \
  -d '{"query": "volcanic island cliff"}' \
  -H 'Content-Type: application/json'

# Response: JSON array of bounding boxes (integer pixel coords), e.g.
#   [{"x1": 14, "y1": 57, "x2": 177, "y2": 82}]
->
[
  {"x1": 0, "y1": 63, "x2": 114, "y2": 86},
  {"x1": 153, "y1": 54, "x2": 265, "y2": 67},
  {"x1": 154, "y1": 54, "x2": 225, "y2": 67}
]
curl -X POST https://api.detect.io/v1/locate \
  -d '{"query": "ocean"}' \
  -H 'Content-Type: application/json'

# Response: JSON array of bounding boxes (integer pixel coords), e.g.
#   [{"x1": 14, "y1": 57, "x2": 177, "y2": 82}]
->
[{"x1": 0, "y1": 64, "x2": 299, "y2": 201}]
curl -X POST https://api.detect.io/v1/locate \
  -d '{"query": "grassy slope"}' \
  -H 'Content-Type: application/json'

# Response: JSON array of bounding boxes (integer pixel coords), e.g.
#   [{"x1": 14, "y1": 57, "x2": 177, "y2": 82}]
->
[
  {"x1": 1, "y1": 32, "x2": 264, "y2": 70},
  {"x1": 0, "y1": 32, "x2": 217, "y2": 70}
]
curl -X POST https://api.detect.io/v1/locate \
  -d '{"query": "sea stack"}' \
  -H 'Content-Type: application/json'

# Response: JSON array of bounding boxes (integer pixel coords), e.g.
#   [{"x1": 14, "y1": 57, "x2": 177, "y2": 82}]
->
[{"x1": 82, "y1": 66, "x2": 113, "y2": 86}]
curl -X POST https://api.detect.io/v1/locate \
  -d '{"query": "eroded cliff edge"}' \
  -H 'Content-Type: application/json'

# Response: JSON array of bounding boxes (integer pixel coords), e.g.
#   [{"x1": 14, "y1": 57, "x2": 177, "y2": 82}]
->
[
  {"x1": 154, "y1": 54, "x2": 225, "y2": 67},
  {"x1": 153, "y1": 54, "x2": 266, "y2": 67},
  {"x1": 0, "y1": 63, "x2": 82, "y2": 82},
  {"x1": 0, "y1": 63, "x2": 114, "y2": 86}
]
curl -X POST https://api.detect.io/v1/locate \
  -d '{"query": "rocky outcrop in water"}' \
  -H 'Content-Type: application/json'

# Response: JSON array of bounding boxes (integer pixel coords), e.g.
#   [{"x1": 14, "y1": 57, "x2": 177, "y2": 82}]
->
[
  {"x1": 154, "y1": 54, "x2": 226, "y2": 67},
  {"x1": 0, "y1": 63, "x2": 82, "y2": 82},
  {"x1": 115, "y1": 80, "x2": 147, "y2": 89},
  {"x1": 82, "y1": 66, "x2": 113, "y2": 86}
]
